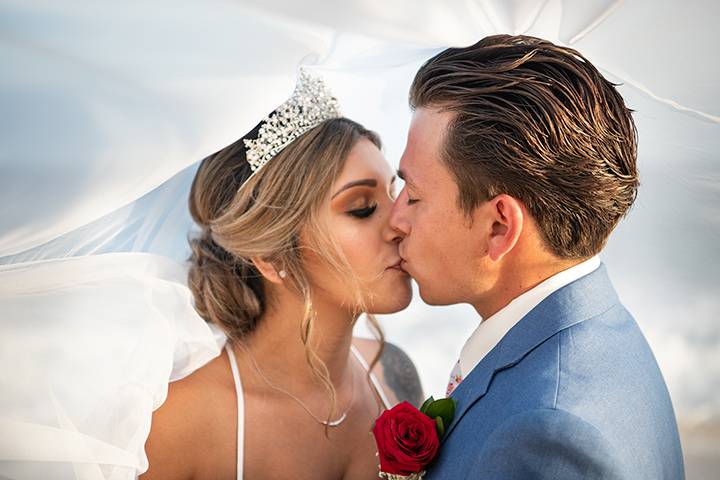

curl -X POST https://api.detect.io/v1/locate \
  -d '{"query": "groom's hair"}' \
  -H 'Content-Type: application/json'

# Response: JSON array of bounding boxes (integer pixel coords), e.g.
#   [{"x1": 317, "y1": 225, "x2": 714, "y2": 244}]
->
[{"x1": 409, "y1": 35, "x2": 638, "y2": 259}]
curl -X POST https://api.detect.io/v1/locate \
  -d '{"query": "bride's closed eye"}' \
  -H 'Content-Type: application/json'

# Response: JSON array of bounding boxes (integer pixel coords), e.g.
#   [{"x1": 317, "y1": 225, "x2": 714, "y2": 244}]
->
[{"x1": 348, "y1": 204, "x2": 377, "y2": 218}]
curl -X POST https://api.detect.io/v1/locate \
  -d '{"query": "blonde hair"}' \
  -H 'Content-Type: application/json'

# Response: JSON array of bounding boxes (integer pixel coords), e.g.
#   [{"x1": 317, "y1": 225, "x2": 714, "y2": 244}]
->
[{"x1": 188, "y1": 117, "x2": 386, "y2": 421}]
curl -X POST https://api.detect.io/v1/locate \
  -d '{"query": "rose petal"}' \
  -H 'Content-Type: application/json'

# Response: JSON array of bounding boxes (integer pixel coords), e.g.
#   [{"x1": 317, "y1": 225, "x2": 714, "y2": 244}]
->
[{"x1": 371, "y1": 401, "x2": 441, "y2": 475}]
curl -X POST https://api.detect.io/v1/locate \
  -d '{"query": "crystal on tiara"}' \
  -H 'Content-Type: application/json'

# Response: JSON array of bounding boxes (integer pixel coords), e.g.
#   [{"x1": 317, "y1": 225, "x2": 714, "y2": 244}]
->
[{"x1": 243, "y1": 69, "x2": 341, "y2": 173}]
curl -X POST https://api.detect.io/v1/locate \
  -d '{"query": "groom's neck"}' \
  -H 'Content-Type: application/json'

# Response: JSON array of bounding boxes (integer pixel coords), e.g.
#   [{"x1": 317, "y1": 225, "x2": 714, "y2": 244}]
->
[{"x1": 471, "y1": 254, "x2": 582, "y2": 320}]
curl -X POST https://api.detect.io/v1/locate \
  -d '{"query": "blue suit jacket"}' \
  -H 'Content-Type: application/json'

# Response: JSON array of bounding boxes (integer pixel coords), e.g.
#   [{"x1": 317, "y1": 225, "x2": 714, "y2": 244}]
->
[{"x1": 426, "y1": 264, "x2": 684, "y2": 479}]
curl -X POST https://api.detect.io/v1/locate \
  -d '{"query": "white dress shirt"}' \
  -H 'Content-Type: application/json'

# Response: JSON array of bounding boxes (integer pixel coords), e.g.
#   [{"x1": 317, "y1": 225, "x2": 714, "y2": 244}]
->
[{"x1": 458, "y1": 256, "x2": 601, "y2": 379}]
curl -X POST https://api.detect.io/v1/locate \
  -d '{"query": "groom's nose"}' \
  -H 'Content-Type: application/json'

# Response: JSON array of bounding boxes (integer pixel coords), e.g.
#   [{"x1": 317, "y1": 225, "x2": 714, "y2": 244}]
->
[{"x1": 388, "y1": 190, "x2": 410, "y2": 239}]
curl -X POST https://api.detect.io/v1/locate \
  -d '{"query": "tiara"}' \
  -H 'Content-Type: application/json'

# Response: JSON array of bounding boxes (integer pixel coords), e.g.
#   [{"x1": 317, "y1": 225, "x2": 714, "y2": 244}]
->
[{"x1": 243, "y1": 69, "x2": 341, "y2": 174}]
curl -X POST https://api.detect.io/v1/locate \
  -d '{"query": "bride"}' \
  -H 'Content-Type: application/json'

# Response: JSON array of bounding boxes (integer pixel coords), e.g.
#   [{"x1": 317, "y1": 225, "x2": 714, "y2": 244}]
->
[{"x1": 140, "y1": 70, "x2": 423, "y2": 479}]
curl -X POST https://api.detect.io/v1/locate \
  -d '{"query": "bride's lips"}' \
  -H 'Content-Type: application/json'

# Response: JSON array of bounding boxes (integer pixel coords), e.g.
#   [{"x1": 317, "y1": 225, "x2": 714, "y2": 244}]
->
[{"x1": 386, "y1": 259, "x2": 407, "y2": 273}]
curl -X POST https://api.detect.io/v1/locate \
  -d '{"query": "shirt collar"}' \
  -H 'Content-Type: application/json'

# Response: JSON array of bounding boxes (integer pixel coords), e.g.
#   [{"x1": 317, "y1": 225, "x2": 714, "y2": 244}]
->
[{"x1": 458, "y1": 256, "x2": 601, "y2": 377}]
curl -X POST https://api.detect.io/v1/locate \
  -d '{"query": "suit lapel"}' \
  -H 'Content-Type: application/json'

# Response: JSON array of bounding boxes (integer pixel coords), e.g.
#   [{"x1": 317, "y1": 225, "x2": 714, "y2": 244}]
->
[{"x1": 443, "y1": 264, "x2": 619, "y2": 440}]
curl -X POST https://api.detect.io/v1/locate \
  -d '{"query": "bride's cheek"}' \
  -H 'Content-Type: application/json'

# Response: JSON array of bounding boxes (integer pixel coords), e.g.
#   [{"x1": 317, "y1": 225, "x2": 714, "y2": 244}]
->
[{"x1": 333, "y1": 235, "x2": 363, "y2": 277}]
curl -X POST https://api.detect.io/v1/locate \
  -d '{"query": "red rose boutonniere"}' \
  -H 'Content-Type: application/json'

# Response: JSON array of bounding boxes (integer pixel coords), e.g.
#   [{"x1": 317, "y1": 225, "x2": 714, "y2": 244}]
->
[{"x1": 372, "y1": 396, "x2": 456, "y2": 480}]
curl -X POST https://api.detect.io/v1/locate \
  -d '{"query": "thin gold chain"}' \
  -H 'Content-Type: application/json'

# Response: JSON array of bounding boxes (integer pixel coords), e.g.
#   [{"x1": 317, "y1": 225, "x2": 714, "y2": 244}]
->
[{"x1": 239, "y1": 343, "x2": 356, "y2": 427}]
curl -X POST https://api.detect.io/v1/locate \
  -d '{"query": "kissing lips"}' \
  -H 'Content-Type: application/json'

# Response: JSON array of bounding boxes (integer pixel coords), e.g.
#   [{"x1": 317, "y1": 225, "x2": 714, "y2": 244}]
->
[{"x1": 387, "y1": 259, "x2": 408, "y2": 274}]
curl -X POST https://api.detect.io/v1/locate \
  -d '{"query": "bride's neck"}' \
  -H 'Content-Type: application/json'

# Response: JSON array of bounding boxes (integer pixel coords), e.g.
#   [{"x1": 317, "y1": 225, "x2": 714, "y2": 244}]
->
[{"x1": 239, "y1": 289, "x2": 357, "y2": 387}]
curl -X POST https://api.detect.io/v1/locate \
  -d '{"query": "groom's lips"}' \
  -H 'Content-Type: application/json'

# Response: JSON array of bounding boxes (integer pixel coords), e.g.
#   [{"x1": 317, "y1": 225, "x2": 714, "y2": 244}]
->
[
  {"x1": 387, "y1": 259, "x2": 403, "y2": 270},
  {"x1": 386, "y1": 259, "x2": 408, "y2": 274},
  {"x1": 396, "y1": 251, "x2": 411, "y2": 274}
]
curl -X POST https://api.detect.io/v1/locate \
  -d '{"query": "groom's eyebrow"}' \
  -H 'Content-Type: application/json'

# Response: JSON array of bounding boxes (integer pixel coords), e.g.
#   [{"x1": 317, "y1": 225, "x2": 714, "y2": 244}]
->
[
  {"x1": 331, "y1": 179, "x2": 377, "y2": 199},
  {"x1": 397, "y1": 169, "x2": 417, "y2": 190}
]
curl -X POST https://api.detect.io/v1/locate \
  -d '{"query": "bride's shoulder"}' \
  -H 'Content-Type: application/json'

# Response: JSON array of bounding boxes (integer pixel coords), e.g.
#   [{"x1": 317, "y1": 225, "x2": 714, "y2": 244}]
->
[
  {"x1": 141, "y1": 352, "x2": 236, "y2": 479},
  {"x1": 352, "y1": 337, "x2": 424, "y2": 408}
]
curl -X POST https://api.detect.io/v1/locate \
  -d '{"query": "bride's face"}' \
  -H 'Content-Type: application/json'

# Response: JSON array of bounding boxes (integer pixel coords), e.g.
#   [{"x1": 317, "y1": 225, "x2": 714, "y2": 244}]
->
[{"x1": 303, "y1": 137, "x2": 412, "y2": 314}]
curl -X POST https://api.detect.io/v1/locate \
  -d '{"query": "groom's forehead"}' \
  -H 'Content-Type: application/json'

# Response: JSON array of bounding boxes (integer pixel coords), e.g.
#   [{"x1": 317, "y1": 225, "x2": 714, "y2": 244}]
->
[
  {"x1": 409, "y1": 107, "x2": 452, "y2": 141},
  {"x1": 408, "y1": 108, "x2": 453, "y2": 157},
  {"x1": 397, "y1": 148, "x2": 423, "y2": 190},
  {"x1": 401, "y1": 109, "x2": 453, "y2": 185}
]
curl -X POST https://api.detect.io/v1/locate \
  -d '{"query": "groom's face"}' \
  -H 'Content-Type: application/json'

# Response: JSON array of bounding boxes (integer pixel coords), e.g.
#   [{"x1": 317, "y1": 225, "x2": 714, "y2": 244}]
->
[{"x1": 389, "y1": 108, "x2": 487, "y2": 305}]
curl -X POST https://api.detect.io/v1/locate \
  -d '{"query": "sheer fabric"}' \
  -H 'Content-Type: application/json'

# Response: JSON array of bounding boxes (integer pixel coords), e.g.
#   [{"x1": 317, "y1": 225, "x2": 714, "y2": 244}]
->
[{"x1": 1, "y1": 1, "x2": 718, "y2": 477}]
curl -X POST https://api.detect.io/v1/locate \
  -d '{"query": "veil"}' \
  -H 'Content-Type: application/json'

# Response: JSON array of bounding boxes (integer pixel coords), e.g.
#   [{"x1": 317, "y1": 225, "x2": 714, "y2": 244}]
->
[{"x1": 1, "y1": 0, "x2": 718, "y2": 478}]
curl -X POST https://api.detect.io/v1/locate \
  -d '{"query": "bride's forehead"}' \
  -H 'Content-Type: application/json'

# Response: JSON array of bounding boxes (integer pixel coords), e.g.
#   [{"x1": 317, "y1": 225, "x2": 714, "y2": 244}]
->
[{"x1": 335, "y1": 138, "x2": 393, "y2": 184}]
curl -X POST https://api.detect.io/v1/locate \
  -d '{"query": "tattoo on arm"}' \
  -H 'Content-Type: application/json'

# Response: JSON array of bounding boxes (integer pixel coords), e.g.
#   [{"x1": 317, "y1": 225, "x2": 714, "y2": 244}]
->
[{"x1": 380, "y1": 343, "x2": 424, "y2": 407}]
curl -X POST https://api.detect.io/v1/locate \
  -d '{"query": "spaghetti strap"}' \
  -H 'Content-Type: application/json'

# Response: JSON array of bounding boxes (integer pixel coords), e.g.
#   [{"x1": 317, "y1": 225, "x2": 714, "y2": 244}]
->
[
  {"x1": 225, "y1": 344, "x2": 244, "y2": 480},
  {"x1": 350, "y1": 344, "x2": 392, "y2": 410}
]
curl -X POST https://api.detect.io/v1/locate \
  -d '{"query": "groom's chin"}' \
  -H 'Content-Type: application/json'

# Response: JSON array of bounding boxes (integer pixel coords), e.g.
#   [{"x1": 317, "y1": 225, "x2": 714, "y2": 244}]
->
[{"x1": 416, "y1": 283, "x2": 456, "y2": 306}]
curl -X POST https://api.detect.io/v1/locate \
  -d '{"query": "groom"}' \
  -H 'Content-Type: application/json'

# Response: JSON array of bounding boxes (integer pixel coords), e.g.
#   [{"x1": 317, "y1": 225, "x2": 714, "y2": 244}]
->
[{"x1": 389, "y1": 35, "x2": 684, "y2": 479}]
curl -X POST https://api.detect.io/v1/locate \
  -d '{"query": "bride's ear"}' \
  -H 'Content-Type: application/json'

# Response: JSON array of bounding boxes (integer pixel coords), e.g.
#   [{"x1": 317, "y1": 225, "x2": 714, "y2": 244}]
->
[{"x1": 250, "y1": 256, "x2": 285, "y2": 284}]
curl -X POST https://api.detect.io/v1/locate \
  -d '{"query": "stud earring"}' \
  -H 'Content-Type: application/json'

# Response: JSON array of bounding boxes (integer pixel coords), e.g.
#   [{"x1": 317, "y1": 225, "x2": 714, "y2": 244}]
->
[{"x1": 279, "y1": 270, "x2": 287, "y2": 279}]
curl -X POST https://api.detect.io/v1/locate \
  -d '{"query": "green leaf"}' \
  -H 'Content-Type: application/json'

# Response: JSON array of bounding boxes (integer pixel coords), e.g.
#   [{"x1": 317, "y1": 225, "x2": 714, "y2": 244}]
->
[
  {"x1": 419, "y1": 396, "x2": 435, "y2": 415},
  {"x1": 435, "y1": 416, "x2": 445, "y2": 438},
  {"x1": 424, "y1": 398, "x2": 456, "y2": 429}
]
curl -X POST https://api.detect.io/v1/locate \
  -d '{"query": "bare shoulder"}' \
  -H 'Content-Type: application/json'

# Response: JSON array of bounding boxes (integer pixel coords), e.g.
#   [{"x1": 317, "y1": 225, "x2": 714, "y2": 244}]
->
[
  {"x1": 352, "y1": 337, "x2": 424, "y2": 408},
  {"x1": 141, "y1": 353, "x2": 236, "y2": 480}
]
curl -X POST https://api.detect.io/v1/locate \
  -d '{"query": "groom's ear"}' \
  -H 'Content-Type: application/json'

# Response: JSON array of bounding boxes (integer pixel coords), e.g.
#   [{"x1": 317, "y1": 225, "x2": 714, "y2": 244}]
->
[{"x1": 486, "y1": 194, "x2": 524, "y2": 262}]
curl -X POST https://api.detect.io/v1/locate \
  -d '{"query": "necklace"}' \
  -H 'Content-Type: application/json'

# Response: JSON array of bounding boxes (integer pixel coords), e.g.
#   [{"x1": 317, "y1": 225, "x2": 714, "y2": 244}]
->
[{"x1": 240, "y1": 344, "x2": 356, "y2": 427}]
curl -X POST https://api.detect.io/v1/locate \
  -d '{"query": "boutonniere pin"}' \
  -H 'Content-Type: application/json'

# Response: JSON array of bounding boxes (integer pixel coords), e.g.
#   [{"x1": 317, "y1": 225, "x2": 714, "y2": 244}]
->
[{"x1": 372, "y1": 396, "x2": 456, "y2": 480}]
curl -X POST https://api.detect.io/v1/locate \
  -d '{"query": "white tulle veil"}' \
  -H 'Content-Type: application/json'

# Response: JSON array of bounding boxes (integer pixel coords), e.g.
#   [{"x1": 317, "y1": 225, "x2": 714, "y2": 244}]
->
[{"x1": 1, "y1": 0, "x2": 718, "y2": 478}]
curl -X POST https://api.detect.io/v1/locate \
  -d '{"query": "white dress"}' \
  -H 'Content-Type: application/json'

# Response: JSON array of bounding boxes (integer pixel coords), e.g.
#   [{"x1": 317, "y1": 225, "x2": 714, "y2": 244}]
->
[{"x1": 225, "y1": 344, "x2": 392, "y2": 480}]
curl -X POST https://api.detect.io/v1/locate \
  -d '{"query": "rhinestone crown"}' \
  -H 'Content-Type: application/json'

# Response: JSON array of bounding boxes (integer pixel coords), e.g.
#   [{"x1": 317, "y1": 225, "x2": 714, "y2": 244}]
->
[{"x1": 243, "y1": 69, "x2": 341, "y2": 173}]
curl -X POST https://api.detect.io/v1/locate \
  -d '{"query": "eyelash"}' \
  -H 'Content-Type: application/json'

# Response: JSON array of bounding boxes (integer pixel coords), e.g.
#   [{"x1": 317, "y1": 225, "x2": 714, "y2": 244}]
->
[
  {"x1": 349, "y1": 204, "x2": 377, "y2": 218},
  {"x1": 401, "y1": 185, "x2": 418, "y2": 205}
]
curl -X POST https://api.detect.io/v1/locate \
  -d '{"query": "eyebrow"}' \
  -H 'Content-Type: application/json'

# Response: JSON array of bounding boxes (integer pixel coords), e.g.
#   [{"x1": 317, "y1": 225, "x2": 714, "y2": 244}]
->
[
  {"x1": 397, "y1": 169, "x2": 417, "y2": 190},
  {"x1": 332, "y1": 179, "x2": 377, "y2": 199}
]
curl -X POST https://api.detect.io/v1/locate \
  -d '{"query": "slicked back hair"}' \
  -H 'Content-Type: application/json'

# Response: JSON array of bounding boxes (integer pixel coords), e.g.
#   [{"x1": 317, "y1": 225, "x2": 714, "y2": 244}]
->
[{"x1": 410, "y1": 35, "x2": 638, "y2": 259}]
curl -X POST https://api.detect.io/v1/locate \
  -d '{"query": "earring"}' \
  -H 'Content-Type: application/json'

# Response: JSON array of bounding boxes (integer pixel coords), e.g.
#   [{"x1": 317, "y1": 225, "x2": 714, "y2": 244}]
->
[{"x1": 278, "y1": 270, "x2": 287, "y2": 279}]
